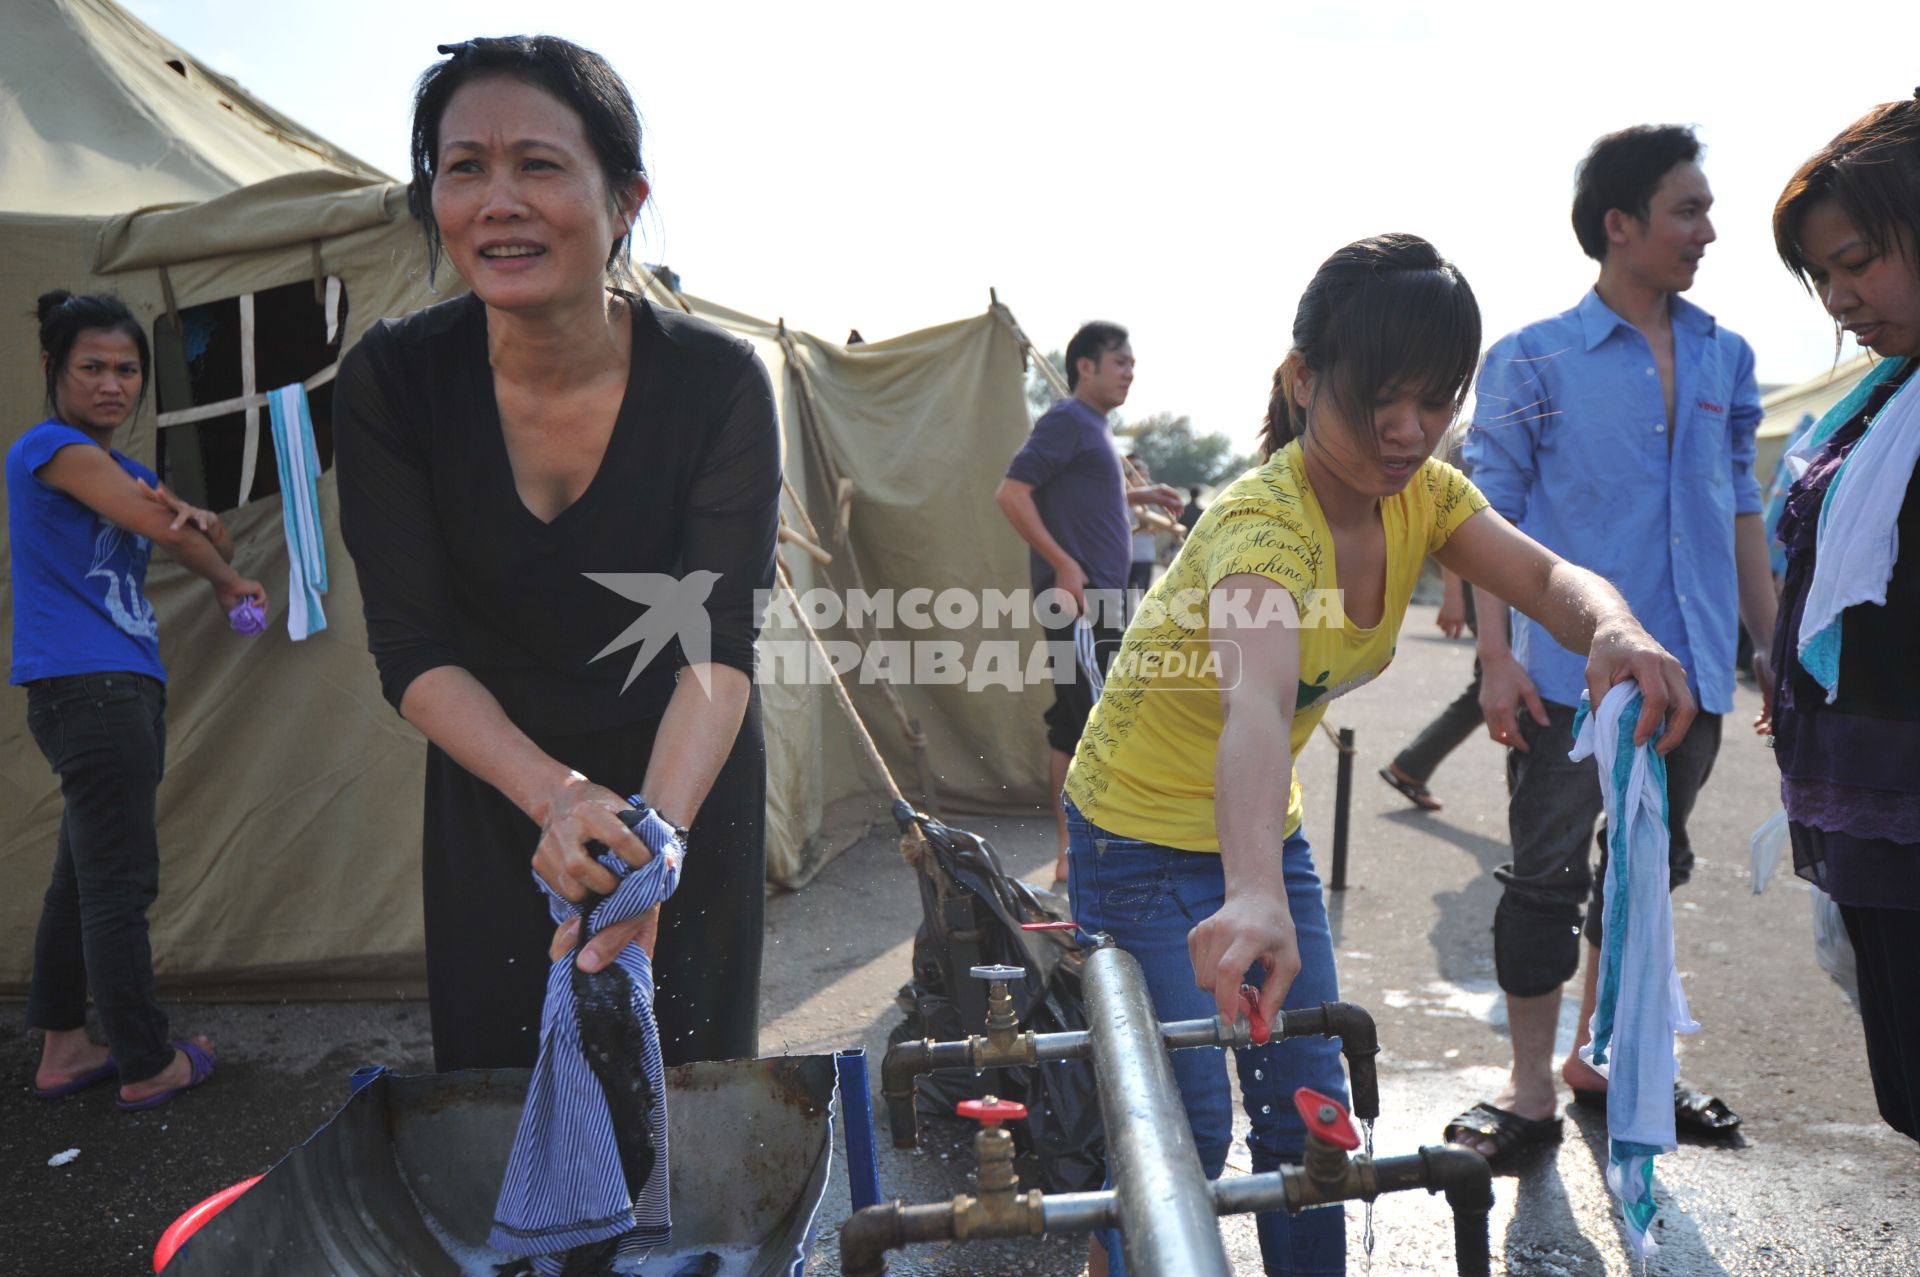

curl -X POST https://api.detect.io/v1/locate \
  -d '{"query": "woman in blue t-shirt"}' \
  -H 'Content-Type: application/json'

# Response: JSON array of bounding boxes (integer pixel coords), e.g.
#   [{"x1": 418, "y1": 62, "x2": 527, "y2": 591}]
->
[{"x1": 8, "y1": 291, "x2": 266, "y2": 1110}]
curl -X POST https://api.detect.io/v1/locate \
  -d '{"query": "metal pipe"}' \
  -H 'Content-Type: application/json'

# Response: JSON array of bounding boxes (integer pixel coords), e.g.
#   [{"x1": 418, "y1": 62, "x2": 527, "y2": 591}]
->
[
  {"x1": 1330, "y1": 726, "x2": 1354, "y2": 890},
  {"x1": 1275, "y1": 1001, "x2": 1381, "y2": 1121},
  {"x1": 1207, "y1": 1145, "x2": 1492, "y2": 1277},
  {"x1": 1082, "y1": 944, "x2": 1233, "y2": 1277},
  {"x1": 838, "y1": 1201, "x2": 957, "y2": 1277},
  {"x1": 1039, "y1": 1190, "x2": 1118, "y2": 1235},
  {"x1": 878, "y1": 1038, "x2": 973, "y2": 1148}
]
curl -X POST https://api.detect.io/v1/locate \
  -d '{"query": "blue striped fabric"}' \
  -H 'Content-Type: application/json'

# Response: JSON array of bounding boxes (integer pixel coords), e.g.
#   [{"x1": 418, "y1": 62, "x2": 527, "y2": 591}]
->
[
  {"x1": 1075, "y1": 615, "x2": 1104, "y2": 699},
  {"x1": 488, "y1": 802, "x2": 685, "y2": 1273}
]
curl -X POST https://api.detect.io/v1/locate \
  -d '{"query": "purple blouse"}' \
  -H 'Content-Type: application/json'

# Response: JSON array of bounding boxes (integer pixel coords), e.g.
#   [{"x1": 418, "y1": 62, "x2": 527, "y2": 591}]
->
[{"x1": 1769, "y1": 364, "x2": 1920, "y2": 909}]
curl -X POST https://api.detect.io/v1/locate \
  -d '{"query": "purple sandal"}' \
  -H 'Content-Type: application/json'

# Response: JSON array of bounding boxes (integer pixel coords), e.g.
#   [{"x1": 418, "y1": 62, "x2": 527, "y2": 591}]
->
[
  {"x1": 117, "y1": 1039, "x2": 217, "y2": 1112},
  {"x1": 32, "y1": 1056, "x2": 118, "y2": 1099}
]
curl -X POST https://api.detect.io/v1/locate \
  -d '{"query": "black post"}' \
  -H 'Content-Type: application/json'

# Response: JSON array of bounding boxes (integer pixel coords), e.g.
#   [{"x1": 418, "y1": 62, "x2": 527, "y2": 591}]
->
[{"x1": 1330, "y1": 727, "x2": 1354, "y2": 891}]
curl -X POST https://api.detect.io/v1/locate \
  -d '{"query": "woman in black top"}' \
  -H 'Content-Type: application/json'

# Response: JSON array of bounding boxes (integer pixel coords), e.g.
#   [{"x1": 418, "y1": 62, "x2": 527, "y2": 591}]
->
[{"x1": 335, "y1": 37, "x2": 778, "y2": 1071}]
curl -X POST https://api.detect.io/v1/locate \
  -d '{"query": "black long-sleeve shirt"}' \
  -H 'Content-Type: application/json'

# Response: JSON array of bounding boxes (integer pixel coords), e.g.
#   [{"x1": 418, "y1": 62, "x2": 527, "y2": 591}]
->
[{"x1": 335, "y1": 291, "x2": 779, "y2": 740}]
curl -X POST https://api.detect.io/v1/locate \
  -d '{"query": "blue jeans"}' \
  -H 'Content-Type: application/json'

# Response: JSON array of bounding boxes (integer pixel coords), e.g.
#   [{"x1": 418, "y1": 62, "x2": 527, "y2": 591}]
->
[{"x1": 1066, "y1": 800, "x2": 1347, "y2": 1277}]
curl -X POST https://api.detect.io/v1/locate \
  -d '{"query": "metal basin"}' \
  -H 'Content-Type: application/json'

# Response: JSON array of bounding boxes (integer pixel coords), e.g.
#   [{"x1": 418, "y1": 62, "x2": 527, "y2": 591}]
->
[{"x1": 162, "y1": 1056, "x2": 841, "y2": 1276}]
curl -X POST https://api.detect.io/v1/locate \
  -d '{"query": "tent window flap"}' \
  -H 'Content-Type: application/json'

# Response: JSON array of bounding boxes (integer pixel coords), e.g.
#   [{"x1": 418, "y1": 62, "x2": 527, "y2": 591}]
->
[{"x1": 154, "y1": 278, "x2": 347, "y2": 512}]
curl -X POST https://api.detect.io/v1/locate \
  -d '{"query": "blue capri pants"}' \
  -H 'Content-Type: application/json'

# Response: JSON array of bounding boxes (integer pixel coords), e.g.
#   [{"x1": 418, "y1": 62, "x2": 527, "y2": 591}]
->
[{"x1": 1066, "y1": 799, "x2": 1347, "y2": 1277}]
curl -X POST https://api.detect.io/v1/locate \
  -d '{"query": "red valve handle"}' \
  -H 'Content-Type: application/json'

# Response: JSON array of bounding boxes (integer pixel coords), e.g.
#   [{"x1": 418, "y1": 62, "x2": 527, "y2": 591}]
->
[
  {"x1": 1293, "y1": 1087, "x2": 1359, "y2": 1151},
  {"x1": 957, "y1": 1097, "x2": 1029, "y2": 1127},
  {"x1": 1020, "y1": 921, "x2": 1078, "y2": 931},
  {"x1": 1237, "y1": 983, "x2": 1271, "y2": 1045}
]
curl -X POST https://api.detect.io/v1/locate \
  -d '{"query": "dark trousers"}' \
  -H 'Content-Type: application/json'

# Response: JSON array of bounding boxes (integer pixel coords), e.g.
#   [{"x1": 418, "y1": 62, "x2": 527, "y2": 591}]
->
[
  {"x1": 24, "y1": 672, "x2": 175, "y2": 1084},
  {"x1": 1841, "y1": 902, "x2": 1920, "y2": 1141},
  {"x1": 1492, "y1": 700, "x2": 1723, "y2": 997},
  {"x1": 1393, "y1": 594, "x2": 1480, "y2": 783},
  {"x1": 1392, "y1": 659, "x2": 1483, "y2": 782},
  {"x1": 421, "y1": 689, "x2": 767, "y2": 1072}
]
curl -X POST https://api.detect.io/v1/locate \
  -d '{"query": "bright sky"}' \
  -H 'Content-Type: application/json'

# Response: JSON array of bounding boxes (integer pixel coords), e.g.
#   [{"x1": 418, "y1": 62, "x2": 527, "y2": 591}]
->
[{"x1": 128, "y1": 0, "x2": 1918, "y2": 452}]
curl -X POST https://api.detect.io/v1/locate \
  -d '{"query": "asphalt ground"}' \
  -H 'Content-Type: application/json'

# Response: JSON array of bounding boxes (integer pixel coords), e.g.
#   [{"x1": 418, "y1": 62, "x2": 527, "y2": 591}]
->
[{"x1": 5, "y1": 603, "x2": 1915, "y2": 1275}]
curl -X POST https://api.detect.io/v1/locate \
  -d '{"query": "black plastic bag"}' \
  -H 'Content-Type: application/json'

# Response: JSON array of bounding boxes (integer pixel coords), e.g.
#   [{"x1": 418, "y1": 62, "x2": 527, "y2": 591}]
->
[{"x1": 889, "y1": 802, "x2": 1105, "y2": 1192}]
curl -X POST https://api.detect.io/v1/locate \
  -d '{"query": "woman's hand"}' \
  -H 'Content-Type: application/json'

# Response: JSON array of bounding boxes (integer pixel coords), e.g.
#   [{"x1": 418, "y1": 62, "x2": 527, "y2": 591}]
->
[
  {"x1": 1436, "y1": 572, "x2": 1468, "y2": 638},
  {"x1": 1189, "y1": 882, "x2": 1300, "y2": 1027},
  {"x1": 1585, "y1": 622, "x2": 1696, "y2": 754},
  {"x1": 549, "y1": 906, "x2": 661, "y2": 973},
  {"x1": 531, "y1": 773, "x2": 653, "y2": 906},
  {"x1": 138, "y1": 478, "x2": 223, "y2": 538},
  {"x1": 215, "y1": 576, "x2": 268, "y2": 615},
  {"x1": 1751, "y1": 650, "x2": 1776, "y2": 737}
]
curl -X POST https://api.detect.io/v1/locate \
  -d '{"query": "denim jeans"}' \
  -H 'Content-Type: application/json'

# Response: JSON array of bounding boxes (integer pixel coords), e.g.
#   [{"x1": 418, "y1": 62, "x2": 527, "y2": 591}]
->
[
  {"x1": 1066, "y1": 800, "x2": 1347, "y2": 1277},
  {"x1": 23, "y1": 671, "x2": 174, "y2": 1083}
]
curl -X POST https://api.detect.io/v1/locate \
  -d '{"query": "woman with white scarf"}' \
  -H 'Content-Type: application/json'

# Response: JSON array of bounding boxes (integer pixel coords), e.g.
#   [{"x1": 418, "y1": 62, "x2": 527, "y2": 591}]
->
[{"x1": 1767, "y1": 89, "x2": 1920, "y2": 1143}]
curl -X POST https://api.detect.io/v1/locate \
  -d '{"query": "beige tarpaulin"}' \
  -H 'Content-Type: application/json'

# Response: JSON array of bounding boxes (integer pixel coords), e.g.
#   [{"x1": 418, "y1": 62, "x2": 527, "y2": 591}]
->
[{"x1": 1, "y1": 0, "x2": 1052, "y2": 993}]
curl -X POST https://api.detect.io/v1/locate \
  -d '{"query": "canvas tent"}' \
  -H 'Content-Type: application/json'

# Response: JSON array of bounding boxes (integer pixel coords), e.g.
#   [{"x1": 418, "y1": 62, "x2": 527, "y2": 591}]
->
[{"x1": 1, "y1": 0, "x2": 1050, "y2": 994}]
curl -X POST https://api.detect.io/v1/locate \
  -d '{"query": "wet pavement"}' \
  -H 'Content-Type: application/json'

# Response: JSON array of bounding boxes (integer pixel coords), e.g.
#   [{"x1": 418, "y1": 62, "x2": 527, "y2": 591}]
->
[{"x1": 5, "y1": 605, "x2": 1916, "y2": 1274}]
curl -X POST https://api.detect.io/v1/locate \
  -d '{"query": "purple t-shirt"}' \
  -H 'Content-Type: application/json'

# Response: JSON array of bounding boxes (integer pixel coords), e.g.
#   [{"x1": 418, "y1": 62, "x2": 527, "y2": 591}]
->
[{"x1": 1005, "y1": 397, "x2": 1129, "y2": 595}]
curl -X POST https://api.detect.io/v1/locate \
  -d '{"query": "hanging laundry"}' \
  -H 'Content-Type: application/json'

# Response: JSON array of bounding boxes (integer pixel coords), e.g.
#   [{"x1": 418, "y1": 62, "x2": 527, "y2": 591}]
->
[
  {"x1": 1569, "y1": 683, "x2": 1700, "y2": 1260},
  {"x1": 490, "y1": 800, "x2": 684, "y2": 1275},
  {"x1": 267, "y1": 384, "x2": 328, "y2": 639}
]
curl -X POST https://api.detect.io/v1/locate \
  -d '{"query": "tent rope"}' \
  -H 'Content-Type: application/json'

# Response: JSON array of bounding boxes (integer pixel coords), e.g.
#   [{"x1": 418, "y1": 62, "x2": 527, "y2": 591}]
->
[{"x1": 774, "y1": 556, "x2": 934, "y2": 866}]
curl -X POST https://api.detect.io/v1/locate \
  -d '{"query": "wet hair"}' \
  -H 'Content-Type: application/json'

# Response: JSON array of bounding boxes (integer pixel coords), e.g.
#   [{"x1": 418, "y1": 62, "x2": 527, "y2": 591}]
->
[
  {"x1": 1066, "y1": 321, "x2": 1128, "y2": 390},
  {"x1": 35, "y1": 290, "x2": 150, "y2": 421},
  {"x1": 1260, "y1": 234, "x2": 1481, "y2": 463},
  {"x1": 1773, "y1": 90, "x2": 1920, "y2": 306},
  {"x1": 1571, "y1": 125, "x2": 1702, "y2": 262},
  {"x1": 408, "y1": 35, "x2": 646, "y2": 283}
]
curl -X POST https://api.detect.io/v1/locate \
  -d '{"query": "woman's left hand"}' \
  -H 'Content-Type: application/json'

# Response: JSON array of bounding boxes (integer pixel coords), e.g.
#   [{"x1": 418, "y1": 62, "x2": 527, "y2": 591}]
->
[
  {"x1": 549, "y1": 905, "x2": 661, "y2": 973},
  {"x1": 1585, "y1": 622, "x2": 1696, "y2": 754},
  {"x1": 1751, "y1": 650, "x2": 1776, "y2": 737},
  {"x1": 138, "y1": 478, "x2": 223, "y2": 539}
]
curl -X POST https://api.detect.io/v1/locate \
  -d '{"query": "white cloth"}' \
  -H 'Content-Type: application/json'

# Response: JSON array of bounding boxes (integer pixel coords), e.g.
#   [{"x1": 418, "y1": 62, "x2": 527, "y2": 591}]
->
[
  {"x1": 1796, "y1": 357, "x2": 1918, "y2": 701},
  {"x1": 1568, "y1": 683, "x2": 1700, "y2": 1260}
]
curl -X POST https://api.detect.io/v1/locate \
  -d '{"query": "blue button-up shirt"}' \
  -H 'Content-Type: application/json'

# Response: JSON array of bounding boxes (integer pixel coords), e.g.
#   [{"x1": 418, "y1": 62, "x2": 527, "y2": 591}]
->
[{"x1": 1465, "y1": 290, "x2": 1763, "y2": 715}]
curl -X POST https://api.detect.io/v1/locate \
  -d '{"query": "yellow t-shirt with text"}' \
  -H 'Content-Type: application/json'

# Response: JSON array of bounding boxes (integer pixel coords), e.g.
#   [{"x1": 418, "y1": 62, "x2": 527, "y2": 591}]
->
[{"x1": 1064, "y1": 441, "x2": 1486, "y2": 848}]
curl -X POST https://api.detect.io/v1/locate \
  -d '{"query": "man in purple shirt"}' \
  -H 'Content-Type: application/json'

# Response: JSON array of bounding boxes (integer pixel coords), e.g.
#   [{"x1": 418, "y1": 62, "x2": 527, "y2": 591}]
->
[
  {"x1": 1447, "y1": 126, "x2": 1776, "y2": 1162},
  {"x1": 996, "y1": 322, "x2": 1182, "y2": 883}
]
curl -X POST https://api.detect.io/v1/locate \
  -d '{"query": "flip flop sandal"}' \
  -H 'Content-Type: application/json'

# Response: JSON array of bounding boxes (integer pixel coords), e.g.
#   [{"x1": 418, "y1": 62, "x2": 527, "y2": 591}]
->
[
  {"x1": 1378, "y1": 765, "x2": 1443, "y2": 811},
  {"x1": 1674, "y1": 1084, "x2": 1742, "y2": 1134},
  {"x1": 117, "y1": 1039, "x2": 217, "y2": 1113},
  {"x1": 1443, "y1": 1101, "x2": 1563, "y2": 1163},
  {"x1": 1572, "y1": 1083, "x2": 1742, "y2": 1134},
  {"x1": 32, "y1": 1056, "x2": 118, "y2": 1099}
]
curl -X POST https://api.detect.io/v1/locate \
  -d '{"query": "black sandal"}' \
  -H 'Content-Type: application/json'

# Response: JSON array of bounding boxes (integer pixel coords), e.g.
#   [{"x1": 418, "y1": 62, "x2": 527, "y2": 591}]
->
[
  {"x1": 1378, "y1": 765, "x2": 1442, "y2": 811},
  {"x1": 1571, "y1": 1082, "x2": 1742, "y2": 1135},
  {"x1": 1443, "y1": 1101, "x2": 1563, "y2": 1162}
]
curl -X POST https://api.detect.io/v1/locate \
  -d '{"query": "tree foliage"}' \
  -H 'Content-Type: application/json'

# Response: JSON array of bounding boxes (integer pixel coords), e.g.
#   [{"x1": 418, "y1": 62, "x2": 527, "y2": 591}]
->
[
  {"x1": 1024, "y1": 347, "x2": 1248, "y2": 489},
  {"x1": 1025, "y1": 348, "x2": 1068, "y2": 419},
  {"x1": 1116, "y1": 414, "x2": 1244, "y2": 488}
]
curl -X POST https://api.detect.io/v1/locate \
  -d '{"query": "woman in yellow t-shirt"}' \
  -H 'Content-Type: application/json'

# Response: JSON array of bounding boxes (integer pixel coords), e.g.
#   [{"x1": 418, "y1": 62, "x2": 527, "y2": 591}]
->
[{"x1": 1063, "y1": 234, "x2": 1694, "y2": 1277}]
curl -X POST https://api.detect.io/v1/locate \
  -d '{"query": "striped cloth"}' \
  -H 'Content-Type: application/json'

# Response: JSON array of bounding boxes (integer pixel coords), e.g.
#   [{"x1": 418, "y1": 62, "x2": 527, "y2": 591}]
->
[
  {"x1": 1075, "y1": 614, "x2": 1105, "y2": 699},
  {"x1": 1569, "y1": 684, "x2": 1699, "y2": 1261},
  {"x1": 489, "y1": 802, "x2": 685, "y2": 1274}
]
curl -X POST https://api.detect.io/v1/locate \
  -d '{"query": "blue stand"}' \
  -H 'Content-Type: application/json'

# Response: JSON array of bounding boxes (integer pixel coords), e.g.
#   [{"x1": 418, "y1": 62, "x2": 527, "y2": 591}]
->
[{"x1": 834, "y1": 1049, "x2": 883, "y2": 1212}]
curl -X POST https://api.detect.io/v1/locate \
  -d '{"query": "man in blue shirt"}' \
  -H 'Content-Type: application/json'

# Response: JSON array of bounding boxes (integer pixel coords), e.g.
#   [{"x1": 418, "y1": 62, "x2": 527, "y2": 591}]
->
[
  {"x1": 1449, "y1": 126, "x2": 1778, "y2": 1160},
  {"x1": 996, "y1": 322, "x2": 1182, "y2": 884}
]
